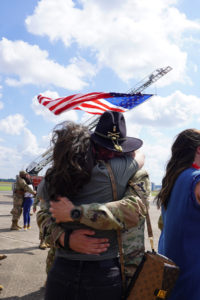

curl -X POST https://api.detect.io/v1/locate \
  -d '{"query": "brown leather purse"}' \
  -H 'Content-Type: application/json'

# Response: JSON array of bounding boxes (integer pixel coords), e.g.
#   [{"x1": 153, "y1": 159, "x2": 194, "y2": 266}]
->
[{"x1": 105, "y1": 162, "x2": 179, "y2": 300}]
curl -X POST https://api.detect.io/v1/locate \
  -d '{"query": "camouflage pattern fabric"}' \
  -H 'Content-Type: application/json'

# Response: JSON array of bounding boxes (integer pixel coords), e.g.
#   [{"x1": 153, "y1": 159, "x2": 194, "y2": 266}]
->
[
  {"x1": 33, "y1": 194, "x2": 40, "y2": 211},
  {"x1": 122, "y1": 169, "x2": 151, "y2": 278},
  {"x1": 80, "y1": 170, "x2": 149, "y2": 230},
  {"x1": 33, "y1": 195, "x2": 46, "y2": 241},
  {"x1": 46, "y1": 247, "x2": 56, "y2": 274},
  {"x1": 11, "y1": 175, "x2": 35, "y2": 222},
  {"x1": 80, "y1": 169, "x2": 151, "y2": 278},
  {"x1": 36, "y1": 169, "x2": 151, "y2": 281},
  {"x1": 10, "y1": 194, "x2": 24, "y2": 222},
  {"x1": 36, "y1": 199, "x2": 64, "y2": 247}
]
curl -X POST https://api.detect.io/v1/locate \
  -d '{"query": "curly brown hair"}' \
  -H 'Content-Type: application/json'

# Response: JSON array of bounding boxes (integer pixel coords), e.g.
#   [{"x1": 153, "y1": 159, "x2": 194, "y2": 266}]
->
[
  {"x1": 156, "y1": 129, "x2": 200, "y2": 209},
  {"x1": 45, "y1": 121, "x2": 94, "y2": 201}
]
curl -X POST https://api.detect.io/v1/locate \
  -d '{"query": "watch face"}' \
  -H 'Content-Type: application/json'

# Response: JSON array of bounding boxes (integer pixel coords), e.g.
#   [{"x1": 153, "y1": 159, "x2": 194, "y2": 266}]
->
[{"x1": 71, "y1": 208, "x2": 81, "y2": 220}]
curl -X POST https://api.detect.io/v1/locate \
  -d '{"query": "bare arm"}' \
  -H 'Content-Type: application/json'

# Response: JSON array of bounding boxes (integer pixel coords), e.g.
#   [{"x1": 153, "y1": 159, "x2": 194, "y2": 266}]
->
[
  {"x1": 132, "y1": 150, "x2": 145, "y2": 169},
  {"x1": 50, "y1": 169, "x2": 150, "y2": 230},
  {"x1": 37, "y1": 200, "x2": 109, "y2": 255}
]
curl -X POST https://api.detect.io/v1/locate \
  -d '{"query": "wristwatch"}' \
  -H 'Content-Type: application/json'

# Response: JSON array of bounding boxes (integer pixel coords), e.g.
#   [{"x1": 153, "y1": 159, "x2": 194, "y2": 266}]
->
[{"x1": 70, "y1": 206, "x2": 83, "y2": 221}]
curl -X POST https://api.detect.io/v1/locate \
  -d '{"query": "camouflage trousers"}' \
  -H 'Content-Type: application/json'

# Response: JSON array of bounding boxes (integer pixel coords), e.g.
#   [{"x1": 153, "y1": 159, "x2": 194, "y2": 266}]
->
[
  {"x1": 10, "y1": 195, "x2": 23, "y2": 222},
  {"x1": 46, "y1": 247, "x2": 56, "y2": 274}
]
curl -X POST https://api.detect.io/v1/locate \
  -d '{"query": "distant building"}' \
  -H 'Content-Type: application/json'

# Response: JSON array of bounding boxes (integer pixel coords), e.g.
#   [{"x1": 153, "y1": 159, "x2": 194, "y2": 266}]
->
[
  {"x1": 151, "y1": 182, "x2": 156, "y2": 191},
  {"x1": 151, "y1": 182, "x2": 161, "y2": 191}
]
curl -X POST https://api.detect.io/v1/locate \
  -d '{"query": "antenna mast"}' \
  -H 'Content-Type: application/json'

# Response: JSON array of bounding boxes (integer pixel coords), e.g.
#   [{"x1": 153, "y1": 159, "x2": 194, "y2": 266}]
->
[{"x1": 128, "y1": 66, "x2": 172, "y2": 94}]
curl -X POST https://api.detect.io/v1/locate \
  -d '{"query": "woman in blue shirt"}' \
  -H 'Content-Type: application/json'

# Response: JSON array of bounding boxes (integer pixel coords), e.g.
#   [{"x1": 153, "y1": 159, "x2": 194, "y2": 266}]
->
[{"x1": 156, "y1": 129, "x2": 200, "y2": 300}]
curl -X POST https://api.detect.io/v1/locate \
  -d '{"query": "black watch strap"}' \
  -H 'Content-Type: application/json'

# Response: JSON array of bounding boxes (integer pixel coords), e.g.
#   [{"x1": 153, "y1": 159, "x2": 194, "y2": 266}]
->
[
  {"x1": 64, "y1": 229, "x2": 73, "y2": 250},
  {"x1": 70, "y1": 207, "x2": 82, "y2": 221}
]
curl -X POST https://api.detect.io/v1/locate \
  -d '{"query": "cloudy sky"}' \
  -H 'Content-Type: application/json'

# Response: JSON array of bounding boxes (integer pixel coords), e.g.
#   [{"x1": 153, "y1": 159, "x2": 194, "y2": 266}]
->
[{"x1": 0, "y1": 0, "x2": 200, "y2": 183}]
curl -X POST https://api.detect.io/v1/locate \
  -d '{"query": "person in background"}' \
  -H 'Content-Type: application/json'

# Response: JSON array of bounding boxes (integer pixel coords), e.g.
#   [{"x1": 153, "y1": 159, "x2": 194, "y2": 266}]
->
[
  {"x1": 22, "y1": 175, "x2": 35, "y2": 230},
  {"x1": 156, "y1": 129, "x2": 200, "y2": 300},
  {"x1": 10, "y1": 171, "x2": 36, "y2": 230},
  {"x1": 33, "y1": 194, "x2": 49, "y2": 249}
]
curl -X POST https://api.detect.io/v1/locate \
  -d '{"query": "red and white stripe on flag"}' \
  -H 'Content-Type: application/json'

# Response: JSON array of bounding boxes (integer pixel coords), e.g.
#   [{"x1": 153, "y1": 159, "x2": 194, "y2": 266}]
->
[
  {"x1": 75, "y1": 99, "x2": 127, "y2": 115},
  {"x1": 37, "y1": 93, "x2": 113, "y2": 115}
]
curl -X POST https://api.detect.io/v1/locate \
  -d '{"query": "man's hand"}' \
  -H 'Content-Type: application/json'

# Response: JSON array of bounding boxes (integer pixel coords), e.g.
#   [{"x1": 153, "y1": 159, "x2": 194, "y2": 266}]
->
[
  {"x1": 59, "y1": 229, "x2": 110, "y2": 255},
  {"x1": 50, "y1": 196, "x2": 75, "y2": 223}
]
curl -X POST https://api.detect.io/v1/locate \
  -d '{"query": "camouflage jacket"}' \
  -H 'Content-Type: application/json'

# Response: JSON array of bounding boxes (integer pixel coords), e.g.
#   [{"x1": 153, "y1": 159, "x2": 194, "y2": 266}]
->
[
  {"x1": 36, "y1": 169, "x2": 151, "y2": 277},
  {"x1": 33, "y1": 194, "x2": 40, "y2": 210},
  {"x1": 80, "y1": 169, "x2": 150, "y2": 277},
  {"x1": 14, "y1": 175, "x2": 35, "y2": 197}
]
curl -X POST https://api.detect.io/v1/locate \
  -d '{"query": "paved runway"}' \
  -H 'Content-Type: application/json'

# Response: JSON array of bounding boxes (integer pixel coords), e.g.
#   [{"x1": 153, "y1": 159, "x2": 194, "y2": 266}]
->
[{"x1": 0, "y1": 192, "x2": 161, "y2": 299}]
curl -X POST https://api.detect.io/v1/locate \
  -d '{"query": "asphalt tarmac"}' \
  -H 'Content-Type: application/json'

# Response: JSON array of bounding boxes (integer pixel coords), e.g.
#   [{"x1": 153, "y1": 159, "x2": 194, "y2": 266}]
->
[
  {"x1": 0, "y1": 191, "x2": 161, "y2": 299},
  {"x1": 0, "y1": 192, "x2": 46, "y2": 300}
]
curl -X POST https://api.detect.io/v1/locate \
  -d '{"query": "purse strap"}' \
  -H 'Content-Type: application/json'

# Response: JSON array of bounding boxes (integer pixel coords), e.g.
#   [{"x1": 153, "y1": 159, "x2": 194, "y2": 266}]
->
[
  {"x1": 104, "y1": 161, "x2": 155, "y2": 291},
  {"x1": 104, "y1": 161, "x2": 126, "y2": 291},
  {"x1": 145, "y1": 207, "x2": 155, "y2": 251},
  {"x1": 132, "y1": 182, "x2": 155, "y2": 251}
]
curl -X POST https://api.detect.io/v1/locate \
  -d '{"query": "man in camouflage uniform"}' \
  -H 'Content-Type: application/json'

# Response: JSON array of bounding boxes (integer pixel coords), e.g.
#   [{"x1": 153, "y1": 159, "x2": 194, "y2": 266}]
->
[
  {"x1": 33, "y1": 194, "x2": 49, "y2": 250},
  {"x1": 37, "y1": 169, "x2": 150, "y2": 282},
  {"x1": 10, "y1": 170, "x2": 36, "y2": 230}
]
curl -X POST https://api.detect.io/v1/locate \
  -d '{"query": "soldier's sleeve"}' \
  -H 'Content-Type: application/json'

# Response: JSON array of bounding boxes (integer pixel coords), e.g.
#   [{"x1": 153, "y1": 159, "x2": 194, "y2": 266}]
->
[
  {"x1": 18, "y1": 177, "x2": 35, "y2": 195},
  {"x1": 80, "y1": 169, "x2": 150, "y2": 230},
  {"x1": 36, "y1": 200, "x2": 64, "y2": 247},
  {"x1": 33, "y1": 194, "x2": 40, "y2": 209}
]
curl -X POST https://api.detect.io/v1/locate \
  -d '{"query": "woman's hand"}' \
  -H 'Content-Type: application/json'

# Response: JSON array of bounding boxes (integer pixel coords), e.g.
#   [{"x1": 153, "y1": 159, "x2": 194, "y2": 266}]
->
[
  {"x1": 58, "y1": 230, "x2": 110, "y2": 254},
  {"x1": 50, "y1": 196, "x2": 75, "y2": 223}
]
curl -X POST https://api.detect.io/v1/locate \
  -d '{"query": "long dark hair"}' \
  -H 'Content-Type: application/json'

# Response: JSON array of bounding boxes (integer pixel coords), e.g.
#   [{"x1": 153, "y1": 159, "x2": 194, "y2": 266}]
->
[
  {"x1": 45, "y1": 121, "x2": 94, "y2": 201},
  {"x1": 156, "y1": 129, "x2": 200, "y2": 209}
]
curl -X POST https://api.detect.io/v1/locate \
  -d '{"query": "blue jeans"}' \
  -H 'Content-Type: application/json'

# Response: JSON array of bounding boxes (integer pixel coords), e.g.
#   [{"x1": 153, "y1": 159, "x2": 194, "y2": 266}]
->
[
  {"x1": 23, "y1": 197, "x2": 33, "y2": 226},
  {"x1": 45, "y1": 257, "x2": 122, "y2": 300}
]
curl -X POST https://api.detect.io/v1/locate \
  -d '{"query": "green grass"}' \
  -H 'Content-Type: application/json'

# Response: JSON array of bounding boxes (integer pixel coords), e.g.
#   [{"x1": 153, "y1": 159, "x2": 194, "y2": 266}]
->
[
  {"x1": 151, "y1": 190, "x2": 159, "y2": 197},
  {"x1": 0, "y1": 182, "x2": 12, "y2": 191}
]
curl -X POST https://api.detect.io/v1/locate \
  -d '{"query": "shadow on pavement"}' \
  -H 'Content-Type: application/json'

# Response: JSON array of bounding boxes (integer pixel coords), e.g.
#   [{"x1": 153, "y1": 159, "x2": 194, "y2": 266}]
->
[
  {"x1": 0, "y1": 228, "x2": 13, "y2": 232},
  {"x1": 1, "y1": 287, "x2": 45, "y2": 300},
  {"x1": 0, "y1": 246, "x2": 39, "y2": 255},
  {"x1": 0, "y1": 201, "x2": 12, "y2": 205}
]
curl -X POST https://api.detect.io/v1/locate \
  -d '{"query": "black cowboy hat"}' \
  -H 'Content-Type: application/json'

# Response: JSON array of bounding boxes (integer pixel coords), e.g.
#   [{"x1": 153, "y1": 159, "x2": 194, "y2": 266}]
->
[{"x1": 91, "y1": 111, "x2": 143, "y2": 153}]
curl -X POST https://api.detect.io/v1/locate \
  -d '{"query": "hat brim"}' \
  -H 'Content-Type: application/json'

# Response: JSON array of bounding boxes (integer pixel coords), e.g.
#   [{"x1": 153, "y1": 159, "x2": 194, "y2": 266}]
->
[{"x1": 91, "y1": 132, "x2": 143, "y2": 153}]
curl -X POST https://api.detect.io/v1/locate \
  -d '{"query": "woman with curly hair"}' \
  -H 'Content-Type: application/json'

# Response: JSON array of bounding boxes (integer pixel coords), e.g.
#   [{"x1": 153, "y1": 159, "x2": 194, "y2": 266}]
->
[
  {"x1": 157, "y1": 129, "x2": 200, "y2": 300},
  {"x1": 40, "y1": 111, "x2": 144, "y2": 300},
  {"x1": 45, "y1": 121, "x2": 94, "y2": 202}
]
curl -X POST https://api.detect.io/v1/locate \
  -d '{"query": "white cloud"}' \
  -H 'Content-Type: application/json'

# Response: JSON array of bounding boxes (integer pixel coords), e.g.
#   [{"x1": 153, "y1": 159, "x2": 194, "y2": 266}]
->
[
  {"x1": 0, "y1": 85, "x2": 3, "y2": 108},
  {"x1": 20, "y1": 128, "x2": 45, "y2": 156},
  {"x1": 125, "y1": 91, "x2": 200, "y2": 127},
  {"x1": 0, "y1": 114, "x2": 27, "y2": 135},
  {"x1": 26, "y1": 0, "x2": 200, "y2": 83},
  {"x1": 0, "y1": 145, "x2": 22, "y2": 178},
  {"x1": 31, "y1": 91, "x2": 79, "y2": 123},
  {"x1": 141, "y1": 129, "x2": 173, "y2": 183},
  {"x1": 0, "y1": 38, "x2": 96, "y2": 90},
  {"x1": 0, "y1": 84, "x2": 2, "y2": 98},
  {"x1": 0, "y1": 120, "x2": 50, "y2": 177}
]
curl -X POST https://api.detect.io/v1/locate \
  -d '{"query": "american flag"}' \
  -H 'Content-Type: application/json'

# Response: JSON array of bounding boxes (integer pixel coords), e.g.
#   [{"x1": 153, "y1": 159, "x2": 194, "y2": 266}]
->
[{"x1": 38, "y1": 92, "x2": 153, "y2": 115}]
